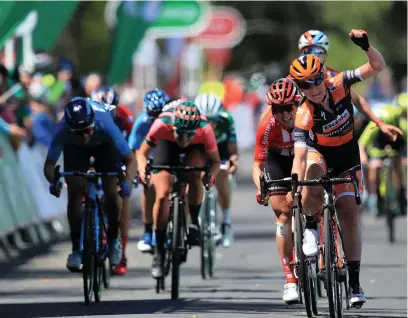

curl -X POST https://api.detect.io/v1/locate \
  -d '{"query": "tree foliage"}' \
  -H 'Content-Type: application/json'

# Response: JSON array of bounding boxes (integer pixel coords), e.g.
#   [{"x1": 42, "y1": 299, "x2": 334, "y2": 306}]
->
[{"x1": 53, "y1": 1, "x2": 406, "y2": 88}]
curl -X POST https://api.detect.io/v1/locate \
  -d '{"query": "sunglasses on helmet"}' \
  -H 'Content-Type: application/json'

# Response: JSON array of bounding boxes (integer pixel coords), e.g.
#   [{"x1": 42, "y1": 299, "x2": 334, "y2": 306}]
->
[
  {"x1": 272, "y1": 104, "x2": 296, "y2": 115},
  {"x1": 296, "y1": 72, "x2": 324, "y2": 90}
]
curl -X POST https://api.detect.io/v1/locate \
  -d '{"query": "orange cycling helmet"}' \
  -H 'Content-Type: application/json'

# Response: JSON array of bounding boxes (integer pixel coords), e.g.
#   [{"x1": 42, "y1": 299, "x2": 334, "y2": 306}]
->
[
  {"x1": 266, "y1": 78, "x2": 304, "y2": 106},
  {"x1": 289, "y1": 54, "x2": 323, "y2": 82}
]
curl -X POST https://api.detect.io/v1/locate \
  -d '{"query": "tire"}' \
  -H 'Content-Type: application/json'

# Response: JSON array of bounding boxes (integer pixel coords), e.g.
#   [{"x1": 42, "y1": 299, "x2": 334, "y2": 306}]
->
[
  {"x1": 324, "y1": 207, "x2": 336, "y2": 317},
  {"x1": 82, "y1": 204, "x2": 94, "y2": 305},
  {"x1": 171, "y1": 197, "x2": 181, "y2": 300},
  {"x1": 102, "y1": 259, "x2": 110, "y2": 289},
  {"x1": 208, "y1": 193, "x2": 217, "y2": 278},
  {"x1": 295, "y1": 207, "x2": 312, "y2": 317},
  {"x1": 311, "y1": 277, "x2": 318, "y2": 315},
  {"x1": 200, "y1": 194, "x2": 209, "y2": 280},
  {"x1": 336, "y1": 278, "x2": 344, "y2": 318},
  {"x1": 93, "y1": 256, "x2": 103, "y2": 303}
]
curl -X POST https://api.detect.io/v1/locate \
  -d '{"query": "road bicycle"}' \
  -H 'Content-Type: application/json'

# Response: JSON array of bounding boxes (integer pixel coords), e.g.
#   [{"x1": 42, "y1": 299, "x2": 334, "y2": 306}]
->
[
  {"x1": 54, "y1": 165, "x2": 124, "y2": 305},
  {"x1": 145, "y1": 156, "x2": 210, "y2": 299}
]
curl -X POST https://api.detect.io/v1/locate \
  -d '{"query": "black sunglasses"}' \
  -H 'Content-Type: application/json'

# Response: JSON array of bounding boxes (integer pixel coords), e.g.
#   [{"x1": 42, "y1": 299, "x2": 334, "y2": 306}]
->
[
  {"x1": 72, "y1": 126, "x2": 94, "y2": 136},
  {"x1": 175, "y1": 129, "x2": 195, "y2": 137},
  {"x1": 296, "y1": 72, "x2": 324, "y2": 90},
  {"x1": 272, "y1": 104, "x2": 296, "y2": 114}
]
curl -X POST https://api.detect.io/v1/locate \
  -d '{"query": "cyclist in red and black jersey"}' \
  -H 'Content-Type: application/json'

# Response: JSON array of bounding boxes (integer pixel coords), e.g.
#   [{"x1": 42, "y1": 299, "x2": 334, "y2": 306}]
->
[
  {"x1": 253, "y1": 78, "x2": 304, "y2": 304},
  {"x1": 289, "y1": 30, "x2": 401, "y2": 308}
]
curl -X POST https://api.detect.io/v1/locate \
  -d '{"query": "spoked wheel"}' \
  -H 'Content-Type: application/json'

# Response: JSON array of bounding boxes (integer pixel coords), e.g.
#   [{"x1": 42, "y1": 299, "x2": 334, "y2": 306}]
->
[
  {"x1": 295, "y1": 208, "x2": 312, "y2": 317},
  {"x1": 385, "y1": 200, "x2": 395, "y2": 243},
  {"x1": 171, "y1": 197, "x2": 181, "y2": 300},
  {"x1": 93, "y1": 257, "x2": 103, "y2": 303},
  {"x1": 335, "y1": 273, "x2": 344, "y2": 318},
  {"x1": 200, "y1": 200, "x2": 209, "y2": 280},
  {"x1": 82, "y1": 207, "x2": 94, "y2": 305},
  {"x1": 102, "y1": 258, "x2": 111, "y2": 289},
  {"x1": 208, "y1": 204, "x2": 217, "y2": 278},
  {"x1": 324, "y1": 208, "x2": 336, "y2": 317},
  {"x1": 310, "y1": 259, "x2": 318, "y2": 315}
]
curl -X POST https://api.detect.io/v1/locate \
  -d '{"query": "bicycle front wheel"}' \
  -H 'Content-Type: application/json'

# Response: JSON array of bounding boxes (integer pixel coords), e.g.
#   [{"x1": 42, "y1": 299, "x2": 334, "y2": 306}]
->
[
  {"x1": 82, "y1": 204, "x2": 94, "y2": 305},
  {"x1": 200, "y1": 194, "x2": 209, "y2": 280},
  {"x1": 324, "y1": 207, "x2": 337, "y2": 317},
  {"x1": 295, "y1": 207, "x2": 312, "y2": 317},
  {"x1": 171, "y1": 196, "x2": 181, "y2": 300}
]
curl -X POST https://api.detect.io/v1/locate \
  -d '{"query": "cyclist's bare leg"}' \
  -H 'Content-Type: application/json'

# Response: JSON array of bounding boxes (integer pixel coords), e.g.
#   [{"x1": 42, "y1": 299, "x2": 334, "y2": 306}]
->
[
  {"x1": 186, "y1": 150, "x2": 206, "y2": 226},
  {"x1": 300, "y1": 152, "x2": 325, "y2": 257},
  {"x1": 142, "y1": 185, "x2": 155, "y2": 225},
  {"x1": 335, "y1": 196, "x2": 363, "y2": 291},
  {"x1": 151, "y1": 171, "x2": 172, "y2": 230},
  {"x1": 270, "y1": 196, "x2": 295, "y2": 283},
  {"x1": 302, "y1": 164, "x2": 325, "y2": 216},
  {"x1": 65, "y1": 176, "x2": 87, "y2": 252},
  {"x1": 102, "y1": 176, "x2": 121, "y2": 239},
  {"x1": 151, "y1": 171, "x2": 172, "y2": 277},
  {"x1": 216, "y1": 169, "x2": 231, "y2": 213}
]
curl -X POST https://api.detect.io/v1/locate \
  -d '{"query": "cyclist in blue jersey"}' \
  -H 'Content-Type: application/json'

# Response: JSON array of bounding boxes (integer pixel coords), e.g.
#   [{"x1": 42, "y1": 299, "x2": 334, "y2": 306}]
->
[
  {"x1": 43, "y1": 97, "x2": 137, "y2": 271},
  {"x1": 128, "y1": 88, "x2": 170, "y2": 253}
]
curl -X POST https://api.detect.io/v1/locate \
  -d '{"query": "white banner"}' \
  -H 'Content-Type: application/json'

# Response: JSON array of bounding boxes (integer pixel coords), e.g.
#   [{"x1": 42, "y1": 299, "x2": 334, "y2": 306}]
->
[{"x1": 17, "y1": 142, "x2": 67, "y2": 221}]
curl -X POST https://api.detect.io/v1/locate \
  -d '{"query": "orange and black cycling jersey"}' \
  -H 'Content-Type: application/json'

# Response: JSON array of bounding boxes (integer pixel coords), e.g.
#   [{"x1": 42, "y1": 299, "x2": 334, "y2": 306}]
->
[{"x1": 294, "y1": 69, "x2": 363, "y2": 148}]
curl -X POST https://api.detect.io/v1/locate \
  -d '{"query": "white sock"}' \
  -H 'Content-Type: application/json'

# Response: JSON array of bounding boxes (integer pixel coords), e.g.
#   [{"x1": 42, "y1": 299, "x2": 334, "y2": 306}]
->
[{"x1": 222, "y1": 208, "x2": 231, "y2": 224}]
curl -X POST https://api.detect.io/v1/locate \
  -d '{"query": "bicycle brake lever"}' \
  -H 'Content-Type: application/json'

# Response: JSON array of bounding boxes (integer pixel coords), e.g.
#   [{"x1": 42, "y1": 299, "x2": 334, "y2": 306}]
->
[
  {"x1": 350, "y1": 170, "x2": 362, "y2": 205},
  {"x1": 54, "y1": 165, "x2": 61, "y2": 182}
]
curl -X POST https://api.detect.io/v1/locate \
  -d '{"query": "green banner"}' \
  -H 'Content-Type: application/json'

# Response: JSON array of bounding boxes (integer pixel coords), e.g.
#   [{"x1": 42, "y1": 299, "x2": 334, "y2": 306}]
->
[
  {"x1": 32, "y1": 1, "x2": 79, "y2": 51},
  {"x1": 0, "y1": 1, "x2": 32, "y2": 50},
  {"x1": 108, "y1": 1, "x2": 162, "y2": 85}
]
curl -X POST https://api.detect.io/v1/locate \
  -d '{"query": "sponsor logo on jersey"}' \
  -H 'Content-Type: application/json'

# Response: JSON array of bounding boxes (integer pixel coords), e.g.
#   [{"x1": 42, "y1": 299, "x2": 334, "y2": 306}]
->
[{"x1": 322, "y1": 109, "x2": 350, "y2": 134}]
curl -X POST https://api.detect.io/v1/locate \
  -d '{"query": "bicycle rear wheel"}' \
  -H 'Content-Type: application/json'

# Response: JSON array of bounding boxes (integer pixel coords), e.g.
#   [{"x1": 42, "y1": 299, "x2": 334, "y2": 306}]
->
[
  {"x1": 82, "y1": 204, "x2": 94, "y2": 305},
  {"x1": 171, "y1": 196, "x2": 181, "y2": 300},
  {"x1": 295, "y1": 206, "x2": 312, "y2": 317}
]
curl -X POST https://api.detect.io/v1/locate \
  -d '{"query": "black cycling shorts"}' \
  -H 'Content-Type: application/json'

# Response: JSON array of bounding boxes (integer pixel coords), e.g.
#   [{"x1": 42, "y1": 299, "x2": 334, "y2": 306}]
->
[
  {"x1": 266, "y1": 151, "x2": 294, "y2": 196},
  {"x1": 152, "y1": 139, "x2": 206, "y2": 168},
  {"x1": 217, "y1": 141, "x2": 230, "y2": 161},
  {"x1": 315, "y1": 140, "x2": 361, "y2": 177},
  {"x1": 63, "y1": 143, "x2": 123, "y2": 173}
]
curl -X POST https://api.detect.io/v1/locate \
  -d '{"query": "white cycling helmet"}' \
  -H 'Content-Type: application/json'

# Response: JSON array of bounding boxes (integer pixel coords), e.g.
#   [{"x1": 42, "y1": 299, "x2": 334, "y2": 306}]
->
[
  {"x1": 194, "y1": 93, "x2": 222, "y2": 119},
  {"x1": 298, "y1": 30, "x2": 329, "y2": 53}
]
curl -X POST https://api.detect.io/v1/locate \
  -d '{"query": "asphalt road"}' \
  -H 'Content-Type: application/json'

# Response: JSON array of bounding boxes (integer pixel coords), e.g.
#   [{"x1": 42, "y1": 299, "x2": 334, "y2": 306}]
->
[{"x1": 0, "y1": 153, "x2": 406, "y2": 318}]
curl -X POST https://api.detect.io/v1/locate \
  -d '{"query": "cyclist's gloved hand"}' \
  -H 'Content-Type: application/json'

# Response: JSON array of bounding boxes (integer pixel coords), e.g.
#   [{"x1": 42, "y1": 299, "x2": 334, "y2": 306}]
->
[
  {"x1": 119, "y1": 182, "x2": 131, "y2": 198},
  {"x1": 49, "y1": 181, "x2": 63, "y2": 198},
  {"x1": 256, "y1": 191, "x2": 268, "y2": 206},
  {"x1": 203, "y1": 174, "x2": 216, "y2": 188},
  {"x1": 349, "y1": 29, "x2": 370, "y2": 51},
  {"x1": 287, "y1": 192, "x2": 301, "y2": 207}
]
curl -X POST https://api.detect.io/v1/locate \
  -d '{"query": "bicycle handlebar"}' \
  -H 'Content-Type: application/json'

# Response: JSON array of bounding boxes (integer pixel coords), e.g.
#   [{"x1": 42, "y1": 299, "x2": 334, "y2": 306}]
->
[
  {"x1": 145, "y1": 159, "x2": 211, "y2": 190},
  {"x1": 260, "y1": 165, "x2": 361, "y2": 205},
  {"x1": 54, "y1": 165, "x2": 124, "y2": 183}
]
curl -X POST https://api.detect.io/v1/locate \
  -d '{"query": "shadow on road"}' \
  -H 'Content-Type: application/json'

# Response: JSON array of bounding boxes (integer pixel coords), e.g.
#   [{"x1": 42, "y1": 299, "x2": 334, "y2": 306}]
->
[{"x1": 0, "y1": 298, "x2": 296, "y2": 317}]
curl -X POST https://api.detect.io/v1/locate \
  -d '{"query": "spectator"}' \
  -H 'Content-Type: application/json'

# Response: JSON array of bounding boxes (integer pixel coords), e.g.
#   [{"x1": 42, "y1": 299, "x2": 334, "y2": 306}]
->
[
  {"x1": 84, "y1": 72, "x2": 103, "y2": 97},
  {"x1": 29, "y1": 88, "x2": 55, "y2": 148}
]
